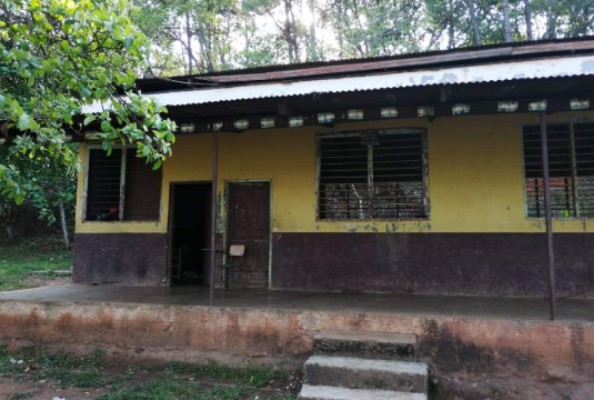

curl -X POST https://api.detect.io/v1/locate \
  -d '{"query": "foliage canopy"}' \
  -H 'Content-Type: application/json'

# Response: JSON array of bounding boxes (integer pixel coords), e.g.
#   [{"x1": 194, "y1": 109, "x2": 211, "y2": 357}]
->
[{"x1": 0, "y1": 0, "x2": 176, "y2": 204}]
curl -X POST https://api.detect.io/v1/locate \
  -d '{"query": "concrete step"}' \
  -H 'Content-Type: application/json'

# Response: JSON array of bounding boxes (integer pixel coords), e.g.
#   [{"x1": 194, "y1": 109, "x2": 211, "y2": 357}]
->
[
  {"x1": 298, "y1": 384, "x2": 428, "y2": 400},
  {"x1": 314, "y1": 330, "x2": 417, "y2": 361},
  {"x1": 304, "y1": 355, "x2": 428, "y2": 393}
]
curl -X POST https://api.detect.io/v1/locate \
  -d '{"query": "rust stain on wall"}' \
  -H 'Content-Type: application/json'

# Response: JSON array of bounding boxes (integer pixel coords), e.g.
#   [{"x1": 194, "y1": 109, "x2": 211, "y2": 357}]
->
[{"x1": 0, "y1": 300, "x2": 592, "y2": 373}]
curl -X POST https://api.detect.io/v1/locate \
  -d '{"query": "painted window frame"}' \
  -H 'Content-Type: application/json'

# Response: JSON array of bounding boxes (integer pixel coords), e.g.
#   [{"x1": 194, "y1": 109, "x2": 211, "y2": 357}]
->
[
  {"x1": 83, "y1": 145, "x2": 161, "y2": 222},
  {"x1": 315, "y1": 128, "x2": 429, "y2": 221},
  {"x1": 522, "y1": 121, "x2": 594, "y2": 219}
]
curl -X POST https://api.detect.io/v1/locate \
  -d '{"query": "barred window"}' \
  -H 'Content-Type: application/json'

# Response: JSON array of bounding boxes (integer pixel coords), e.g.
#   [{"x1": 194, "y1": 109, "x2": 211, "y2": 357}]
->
[
  {"x1": 85, "y1": 148, "x2": 162, "y2": 221},
  {"x1": 523, "y1": 123, "x2": 594, "y2": 218},
  {"x1": 317, "y1": 129, "x2": 427, "y2": 220}
]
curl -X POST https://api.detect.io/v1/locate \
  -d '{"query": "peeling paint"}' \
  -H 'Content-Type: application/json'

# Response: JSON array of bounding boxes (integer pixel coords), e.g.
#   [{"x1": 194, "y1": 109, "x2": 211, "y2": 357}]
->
[
  {"x1": 363, "y1": 224, "x2": 379, "y2": 232},
  {"x1": 77, "y1": 113, "x2": 594, "y2": 236},
  {"x1": 385, "y1": 223, "x2": 398, "y2": 233},
  {"x1": 216, "y1": 193, "x2": 224, "y2": 233},
  {"x1": 4, "y1": 293, "x2": 594, "y2": 370},
  {"x1": 346, "y1": 224, "x2": 358, "y2": 233}
]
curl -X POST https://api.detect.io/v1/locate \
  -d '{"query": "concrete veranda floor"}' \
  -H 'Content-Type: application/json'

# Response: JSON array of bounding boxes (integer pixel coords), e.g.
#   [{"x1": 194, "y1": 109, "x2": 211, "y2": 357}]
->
[{"x1": 0, "y1": 284, "x2": 593, "y2": 322}]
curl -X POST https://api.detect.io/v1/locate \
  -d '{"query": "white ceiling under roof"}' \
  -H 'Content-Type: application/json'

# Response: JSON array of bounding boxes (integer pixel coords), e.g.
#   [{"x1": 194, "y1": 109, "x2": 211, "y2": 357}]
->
[{"x1": 83, "y1": 54, "x2": 594, "y2": 114}]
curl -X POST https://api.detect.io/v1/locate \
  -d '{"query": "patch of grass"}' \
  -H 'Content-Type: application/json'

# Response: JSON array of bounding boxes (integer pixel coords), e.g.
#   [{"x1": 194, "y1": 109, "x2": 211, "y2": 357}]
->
[
  {"x1": 167, "y1": 361, "x2": 290, "y2": 387},
  {"x1": 0, "y1": 235, "x2": 72, "y2": 291},
  {"x1": 7, "y1": 393, "x2": 34, "y2": 400},
  {"x1": 97, "y1": 379, "x2": 205, "y2": 400},
  {"x1": 98, "y1": 379, "x2": 273, "y2": 400},
  {"x1": 0, "y1": 345, "x2": 111, "y2": 388},
  {"x1": 201, "y1": 385, "x2": 254, "y2": 399},
  {"x1": 0, "y1": 345, "x2": 297, "y2": 399},
  {"x1": 46, "y1": 368, "x2": 104, "y2": 388}
]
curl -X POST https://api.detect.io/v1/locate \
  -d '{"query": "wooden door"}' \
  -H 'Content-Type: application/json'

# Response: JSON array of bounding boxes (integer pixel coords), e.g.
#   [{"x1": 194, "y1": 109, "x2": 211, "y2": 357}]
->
[{"x1": 227, "y1": 182, "x2": 270, "y2": 288}]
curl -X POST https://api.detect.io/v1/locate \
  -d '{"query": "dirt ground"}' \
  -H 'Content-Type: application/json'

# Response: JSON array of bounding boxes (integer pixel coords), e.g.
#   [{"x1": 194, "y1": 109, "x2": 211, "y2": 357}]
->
[
  {"x1": 2, "y1": 357, "x2": 593, "y2": 399},
  {"x1": 433, "y1": 366, "x2": 594, "y2": 400}
]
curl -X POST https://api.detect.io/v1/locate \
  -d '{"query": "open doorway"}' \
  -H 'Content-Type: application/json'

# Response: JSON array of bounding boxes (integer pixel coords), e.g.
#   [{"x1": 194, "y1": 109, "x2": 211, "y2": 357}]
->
[{"x1": 169, "y1": 183, "x2": 211, "y2": 285}]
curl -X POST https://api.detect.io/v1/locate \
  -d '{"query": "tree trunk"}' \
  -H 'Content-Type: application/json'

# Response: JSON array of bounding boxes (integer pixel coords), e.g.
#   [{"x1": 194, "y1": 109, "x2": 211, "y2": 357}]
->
[
  {"x1": 185, "y1": 12, "x2": 194, "y2": 75},
  {"x1": 59, "y1": 203, "x2": 70, "y2": 249},
  {"x1": 282, "y1": 0, "x2": 296, "y2": 62},
  {"x1": 448, "y1": 0, "x2": 455, "y2": 49},
  {"x1": 467, "y1": 0, "x2": 481, "y2": 46},
  {"x1": 5, "y1": 205, "x2": 15, "y2": 243},
  {"x1": 524, "y1": 0, "x2": 533, "y2": 40},
  {"x1": 546, "y1": 0, "x2": 556, "y2": 39},
  {"x1": 503, "y1": 0, "x2": 512, "y2": 42},
  {"x1": 195, "y1": 20, "x2": 215, "y2": 73},
  {"x1": 336, "y1": 0, "x2": 346, "y2": 58},
  {"x1": 307, "y1": 0, "x2": 318, "y2": 61}
]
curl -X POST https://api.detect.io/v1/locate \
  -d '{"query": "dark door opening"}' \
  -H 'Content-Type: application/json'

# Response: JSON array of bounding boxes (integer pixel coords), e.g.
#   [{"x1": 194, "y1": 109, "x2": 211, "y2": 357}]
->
[
  {"x1": 169, "y1": 183, "x2": 211, "y2": 285},
  {"x1": 227, "y1": 182, "x2": 270, "y2": 289}
]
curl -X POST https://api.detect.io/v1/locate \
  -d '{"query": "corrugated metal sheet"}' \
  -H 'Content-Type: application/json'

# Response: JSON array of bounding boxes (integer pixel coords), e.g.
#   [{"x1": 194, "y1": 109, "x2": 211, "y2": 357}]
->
[
  {"x1": 83, "y1": 54, "x2": 594, "y2": 113},
  {"x1": 138, "y1": 38, "x2": 594, "y2": 89}
]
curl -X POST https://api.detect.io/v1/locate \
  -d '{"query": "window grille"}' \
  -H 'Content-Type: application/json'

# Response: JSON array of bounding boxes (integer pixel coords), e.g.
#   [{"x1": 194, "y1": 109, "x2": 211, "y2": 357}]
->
[
  {"x1": 85, "y1": 148, "x2": 162, "y2": 221},
  {"x1": 123, "y1": 152, "x2": 162, "y2": 221},
  {"x1": 317, "y1": 129, "x2": 427, "y2": 220},
  {"x1": 86, "y1": 149, "x2": 123, "y2": 221},
  {"x1": 523, "y1": 123, "x2": 594, "y2": 218}
]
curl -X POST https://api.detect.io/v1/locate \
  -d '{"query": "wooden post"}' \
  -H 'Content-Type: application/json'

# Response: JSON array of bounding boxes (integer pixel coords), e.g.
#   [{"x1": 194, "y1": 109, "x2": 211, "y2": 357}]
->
[
  {"x1": 539, "y1": 112, "x2": 557, "y2": 320},
  {"x1": 209, "y1": 131, "x2": 219, "y2": 306}
]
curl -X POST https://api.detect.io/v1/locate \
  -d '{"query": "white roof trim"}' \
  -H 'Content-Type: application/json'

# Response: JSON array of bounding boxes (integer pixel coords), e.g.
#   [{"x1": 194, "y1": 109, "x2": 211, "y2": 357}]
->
[{"x1": 83, "y1": 54, "x2": 594, "y2": 113}]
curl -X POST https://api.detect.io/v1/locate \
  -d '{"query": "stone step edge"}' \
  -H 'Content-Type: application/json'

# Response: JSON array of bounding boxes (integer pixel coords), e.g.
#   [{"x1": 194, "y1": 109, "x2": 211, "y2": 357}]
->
[
  {"x1": 305, "y1": 355, "x2": 428, "y2": 376},
  {"x1": 314, "y1": 330, "x2": 417, "y2": 345},
  {"x1": 298, "y1": 384, "x2": 428, "y2": 400}
]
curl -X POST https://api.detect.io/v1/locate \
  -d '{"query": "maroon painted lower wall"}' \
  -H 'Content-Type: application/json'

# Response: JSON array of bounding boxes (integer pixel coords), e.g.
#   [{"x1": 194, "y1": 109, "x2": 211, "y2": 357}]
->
[
  {"x1": 73, "y1": 232, "x2": 594, "y2": 296},
  {"x1": 73, "y1": 233, "x2": 168, "y2": 285},
  {"x1": 271, "y1": 233, "x2": 594, "y2": 296}
]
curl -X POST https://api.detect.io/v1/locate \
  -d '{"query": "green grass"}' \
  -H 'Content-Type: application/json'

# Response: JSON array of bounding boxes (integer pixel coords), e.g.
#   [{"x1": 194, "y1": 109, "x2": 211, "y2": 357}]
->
[
  {"x1": 0, "y1": 235, "x2": 72, "y2": 291},
  {"x1": 0, "y1": 344, "x2": 298, "y2": 399},
  {"x1": 167, "y1": 360, "x2": 290, "y2": 387}
]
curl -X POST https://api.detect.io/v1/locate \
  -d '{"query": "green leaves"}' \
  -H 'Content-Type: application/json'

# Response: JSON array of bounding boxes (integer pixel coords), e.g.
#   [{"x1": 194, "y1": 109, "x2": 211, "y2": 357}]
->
[
  {"x1": 17, "y1": 113, "x2": 32, "y2": 131},
  {"x1": 1, "y1": 0, "x2": 176, "y2": 205}
]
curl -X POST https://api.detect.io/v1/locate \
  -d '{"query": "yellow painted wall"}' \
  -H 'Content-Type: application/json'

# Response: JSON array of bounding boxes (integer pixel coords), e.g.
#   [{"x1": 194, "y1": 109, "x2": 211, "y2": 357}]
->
[{"x1": 75, "y1": 112, "x2": 594, "y2": 235}]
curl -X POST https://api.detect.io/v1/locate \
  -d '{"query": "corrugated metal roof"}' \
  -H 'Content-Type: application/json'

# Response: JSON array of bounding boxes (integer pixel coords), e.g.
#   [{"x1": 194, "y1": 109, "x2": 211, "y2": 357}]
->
[
  {"x1": 139, "y1": 37, "x2": 594, "y2": 89},
  {"x1": 83, "y1": 53, "x2": 594, "y2": 113}
]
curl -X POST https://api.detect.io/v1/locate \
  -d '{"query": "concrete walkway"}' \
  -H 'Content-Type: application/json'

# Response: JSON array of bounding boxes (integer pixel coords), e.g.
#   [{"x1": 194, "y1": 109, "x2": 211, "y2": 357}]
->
[{"x1": 1, "y1": 284, "x2": 593, "y2": 322}]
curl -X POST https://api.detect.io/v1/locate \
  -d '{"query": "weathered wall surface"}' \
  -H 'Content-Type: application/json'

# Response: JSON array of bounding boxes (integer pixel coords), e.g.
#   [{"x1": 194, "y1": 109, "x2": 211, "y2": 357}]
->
[
  {"x1": 73, "y1": 233, "x2": 168, "y2": 285},
  {"x1": 75, "y1": 112, "x2": 594, "y2": 235},
  {"x1": 0, "y1": 300, "x2": 592, "y2": 374},
  {"x1": 272, "y1": 233, "x2": 594, "y2": 296},
  {"x1": 72, "y1": 112, "x2": 594, "y2": 292}
]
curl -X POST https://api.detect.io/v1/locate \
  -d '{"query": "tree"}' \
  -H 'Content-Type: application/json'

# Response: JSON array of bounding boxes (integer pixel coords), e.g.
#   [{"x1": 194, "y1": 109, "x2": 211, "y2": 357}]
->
[
  {"x1": 0, "y1": 144, "x2": 76, "y2": 247},
  {"x1": 545, "y1": 0, "x2": 556, "y2": 38},
  {"x1": 502, "y1": 0, "x2": 512, "y2": 42},
  {"x1": 466, "y1": 0, "x2": 481, "y2": 46},
  {"x1": 320, "y1": 0, "x2": 427, "y2": 59},
  {"x1": 0, "y1": 0, "x2": 176, "y2": 205},
  {"x1": 524, "y1": 0, "x2": 533, "y2": 40}
]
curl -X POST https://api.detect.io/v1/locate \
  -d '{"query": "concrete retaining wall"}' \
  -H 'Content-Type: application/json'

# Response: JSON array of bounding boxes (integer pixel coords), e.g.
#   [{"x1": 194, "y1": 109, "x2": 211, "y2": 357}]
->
[{"x1": 0, "y1": 300, "x2": 592, "y2": 373}]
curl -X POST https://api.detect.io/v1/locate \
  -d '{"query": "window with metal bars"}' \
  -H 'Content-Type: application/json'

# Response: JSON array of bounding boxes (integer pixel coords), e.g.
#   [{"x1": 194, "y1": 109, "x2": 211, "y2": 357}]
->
[
  {"x1": 85, "y1": 148, "x2": 162, "y2": 221},
  {"x1": 523, "y1": 123, "x2": 594, "y2": 218},
  {"x1": 317, "y1": 129, "x2": 427, "y2": 220}
]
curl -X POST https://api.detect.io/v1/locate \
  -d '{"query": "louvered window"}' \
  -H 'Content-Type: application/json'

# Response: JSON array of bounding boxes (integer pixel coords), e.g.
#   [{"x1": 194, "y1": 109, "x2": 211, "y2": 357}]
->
[
  {"x1": 317, "y1": 129, "x2": 427, "y2": 220},
  {"x1": 86, "y1": 149, "x2": 123, "y2": 221},
  {"x1": 523, "y1": 123, "x2": 594, "y2": 218},
  {"x1": 85, "y1": 148, "x2": 162, "y2": 221}
]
